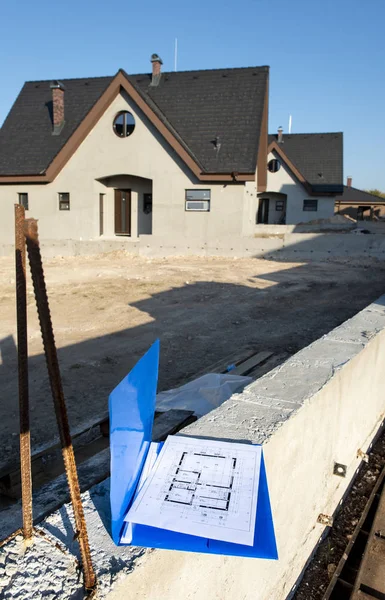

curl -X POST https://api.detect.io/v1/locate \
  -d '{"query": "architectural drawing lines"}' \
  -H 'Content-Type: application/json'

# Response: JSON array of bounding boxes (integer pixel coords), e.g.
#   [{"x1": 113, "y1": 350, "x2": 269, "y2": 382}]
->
[{"x1": 125, "y1": 436, "x2": 261, "y2": 546}]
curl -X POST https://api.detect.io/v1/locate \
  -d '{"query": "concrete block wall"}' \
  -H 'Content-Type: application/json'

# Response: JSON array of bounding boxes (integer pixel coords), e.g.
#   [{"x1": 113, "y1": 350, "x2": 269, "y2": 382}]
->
[{"x1": 107, "y1": 295, "x2": 385, "y2": 600}]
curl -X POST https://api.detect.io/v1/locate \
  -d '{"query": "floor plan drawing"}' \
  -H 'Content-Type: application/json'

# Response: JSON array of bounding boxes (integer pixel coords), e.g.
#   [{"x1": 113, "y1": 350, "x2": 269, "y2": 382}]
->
[
  {"x1": 165, "y1": 451, "x2": 234, "y2": 513},
  {"x1": 125, "y1": 436, "x2": 262, "y2": 546}
]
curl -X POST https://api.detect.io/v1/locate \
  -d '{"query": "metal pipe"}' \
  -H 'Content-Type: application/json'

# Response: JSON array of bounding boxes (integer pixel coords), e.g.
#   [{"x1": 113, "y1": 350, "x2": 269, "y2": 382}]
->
[
  {"x1": 24, "y1": 219, "x2": 96, "y2": 590},
  {"x1": 14, "y1": 204, "x2": 33, "y2": 540}
]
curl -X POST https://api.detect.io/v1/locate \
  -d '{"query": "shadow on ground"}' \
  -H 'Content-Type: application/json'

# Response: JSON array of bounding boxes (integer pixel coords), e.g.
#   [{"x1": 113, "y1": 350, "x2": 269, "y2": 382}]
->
[{"x1": 1, "y1": 256, "x2": 385, "y2": 472}]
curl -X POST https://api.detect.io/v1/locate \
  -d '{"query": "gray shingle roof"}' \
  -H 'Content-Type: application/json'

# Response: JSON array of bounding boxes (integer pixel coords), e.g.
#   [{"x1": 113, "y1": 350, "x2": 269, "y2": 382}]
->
[
  {"x1": 131, "y1": 67, "x2": 268, "y2": 173},
  {"x1": 0, "y1": 76, "x2": 113, "y2": 176},
  {"x1": 268, "y1": 132, "x2": 343, "y2": 194},
  {"x1": 338, "y1": 186, "x2": 385, "y2": 204},
  {"x1": 0, "y1": 66, "x2": 269, "y2": 177}
]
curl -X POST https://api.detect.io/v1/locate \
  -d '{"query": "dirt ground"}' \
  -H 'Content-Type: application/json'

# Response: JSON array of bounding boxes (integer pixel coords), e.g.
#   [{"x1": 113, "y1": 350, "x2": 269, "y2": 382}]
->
[{"x1": 1, "y1": 251, "x2": 385, "y2": 472}]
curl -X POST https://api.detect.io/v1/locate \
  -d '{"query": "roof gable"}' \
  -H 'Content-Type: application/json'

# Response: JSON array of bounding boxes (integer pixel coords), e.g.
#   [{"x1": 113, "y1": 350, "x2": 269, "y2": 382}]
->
[
  {"x1": 0, "y1": 76, "x2": 113, "y2": 176},
  {"x1": 0, "y1": 66, "x2": 269, "y2": 182},
  {"x1": 268, "y1": 132, "x2": 343, "y2": 194},
  {"x1": 130, "y1": 67, "x2": 268, "y2": 174}
]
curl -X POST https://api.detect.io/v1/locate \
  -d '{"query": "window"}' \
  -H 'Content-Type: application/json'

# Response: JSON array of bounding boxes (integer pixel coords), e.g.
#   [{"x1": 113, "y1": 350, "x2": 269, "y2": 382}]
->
[
  {"x1": 275, "y1": 200, "x2": 284, "y2": 211},
  {"x1": 113, "y1": 111, "x2": 135, "y2": 137},
  {"x1": 268, "y1": 159, "x2": 281, "y2": 173},
  {"x1": 303, "y1": 199, "x2": 318, "y2": 212},
  {"x1": 59, "y1": 193, "x2": 70, "y2": 210},
  {"x1": 185, "y1": 190, "x2": 210, "y2": 212},
  {"x1": 18, "y1": 193, "x2": 29, "y2": 210}
]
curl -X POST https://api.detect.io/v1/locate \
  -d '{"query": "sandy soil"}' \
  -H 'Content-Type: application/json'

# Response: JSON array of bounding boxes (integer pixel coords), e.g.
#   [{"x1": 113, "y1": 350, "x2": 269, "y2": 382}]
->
[{"x1": 1, "y1": 251, "x2": 385, "y2": 470}]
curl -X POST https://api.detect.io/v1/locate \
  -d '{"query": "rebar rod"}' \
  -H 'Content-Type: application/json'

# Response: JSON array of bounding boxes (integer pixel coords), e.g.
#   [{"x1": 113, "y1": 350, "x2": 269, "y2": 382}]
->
[
  {"x1": 14, "y1": 204, "x2": 33, "y2": 540},
  {"x1": 24, "y1": 218, "x2": 96, "y2": 590}
]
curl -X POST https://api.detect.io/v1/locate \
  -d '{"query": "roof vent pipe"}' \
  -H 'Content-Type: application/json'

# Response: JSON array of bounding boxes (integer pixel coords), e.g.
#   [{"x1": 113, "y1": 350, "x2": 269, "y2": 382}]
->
[
  {"x1": 150, "y1": 54, "x2": 163, "y2": 86},
  {"x1": 277, "y1": 126, "x2": 283, "y2": 144}
]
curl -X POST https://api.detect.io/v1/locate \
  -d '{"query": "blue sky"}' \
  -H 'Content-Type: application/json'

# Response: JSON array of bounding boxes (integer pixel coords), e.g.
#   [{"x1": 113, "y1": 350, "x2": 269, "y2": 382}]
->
[{"x1": 1, "y1": 0, "x2": 384, "y2": 190}]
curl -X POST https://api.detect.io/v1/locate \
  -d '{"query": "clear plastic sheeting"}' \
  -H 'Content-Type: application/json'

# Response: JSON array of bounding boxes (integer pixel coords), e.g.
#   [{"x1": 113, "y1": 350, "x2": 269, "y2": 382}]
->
[{"x1": 156, "y1": 373, "x2": 252, "y2": 417}]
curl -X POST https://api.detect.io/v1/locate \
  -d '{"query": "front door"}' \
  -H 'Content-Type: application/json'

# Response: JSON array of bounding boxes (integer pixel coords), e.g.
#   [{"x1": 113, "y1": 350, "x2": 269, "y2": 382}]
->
[
  {"x1": 257, "y1": 197, "x2": 269, "y2": 224},
  {"x1": 115, "y1": 189, "x2": 131, "y2": 235}
]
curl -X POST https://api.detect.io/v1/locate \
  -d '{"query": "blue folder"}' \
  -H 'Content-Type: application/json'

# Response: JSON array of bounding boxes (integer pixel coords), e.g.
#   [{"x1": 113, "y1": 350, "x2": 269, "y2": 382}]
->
[{"x1": 109, "y1": 340, "x2": 278, "y2": 559}]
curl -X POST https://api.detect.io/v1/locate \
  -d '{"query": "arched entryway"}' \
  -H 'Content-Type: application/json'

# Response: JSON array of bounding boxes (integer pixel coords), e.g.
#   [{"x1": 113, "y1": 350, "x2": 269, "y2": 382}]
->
[
  {"x1": 97, "y1": 174, "x2": 153, "y2": 237},
  {"x1": 256, "y1": 192, "x2": 287, "y2": 225}
]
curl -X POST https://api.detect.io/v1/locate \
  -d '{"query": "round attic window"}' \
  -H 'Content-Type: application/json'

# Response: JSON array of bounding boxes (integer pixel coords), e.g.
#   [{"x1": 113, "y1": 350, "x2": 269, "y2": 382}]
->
[
  {"x1": 268, "y1": 158, "x2": 281, "y2": 173},
  {"x1": 113, "y1": 111, "x2": 135, "y2": 137}
]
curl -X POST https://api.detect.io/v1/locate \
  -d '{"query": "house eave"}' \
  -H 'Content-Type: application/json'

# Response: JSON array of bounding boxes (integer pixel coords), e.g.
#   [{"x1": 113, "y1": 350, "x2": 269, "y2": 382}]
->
[{"x1": 0, "y1": 174, "x2": 50, "y2": 184}]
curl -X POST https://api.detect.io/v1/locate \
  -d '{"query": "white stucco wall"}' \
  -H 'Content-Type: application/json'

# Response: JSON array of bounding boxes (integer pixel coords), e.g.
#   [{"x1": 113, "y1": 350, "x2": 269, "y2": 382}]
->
[
  {"x1": 257, "y1": 151, "x2": 336, "y2": 225},
  {"x1": 0, "y1": 91, "x2": 257, "y2": 245}
]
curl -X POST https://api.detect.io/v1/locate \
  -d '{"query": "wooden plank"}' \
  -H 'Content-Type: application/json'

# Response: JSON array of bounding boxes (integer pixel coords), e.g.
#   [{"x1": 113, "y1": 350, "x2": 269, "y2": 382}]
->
[
  {"x1": 0, "y1": 433, "x2": 110, "y2": 499},
  {"x1": 152, "y1": 409, "x2": 196, "y2": 442},
  {"x1": 232, "y1": 351, "x2": 273, "y2": 375},
  {"x1": 351, "y1": 481, "x2": 385, "y2": 599},
  {"x1": 0, "y1": 347, "x2": 272, "y2": 478},
  {"x1": 0, "y1": 409, "x2": 197, "y2": 540},
  {"x1": 189, "y1": 347, "x2": 258, "y2": 381},
  {"x1": 246, "y1": 352, "x2": 287, "y2": 380},
  {"x1": 0, "y1": 448, "x2": 111, "y2": 542},
  {"x1": 0, "y1": 409, "x2": 196, "y2": 499},
  {"x1": 324, "y1": 464, "x2": 385, "y2": 599},
  {"x1": 0, "y1": 348, "x2": 273, "y2": 496},
  {"x1": 0, "y1": 411, "x2": 110, "y2": 478}
]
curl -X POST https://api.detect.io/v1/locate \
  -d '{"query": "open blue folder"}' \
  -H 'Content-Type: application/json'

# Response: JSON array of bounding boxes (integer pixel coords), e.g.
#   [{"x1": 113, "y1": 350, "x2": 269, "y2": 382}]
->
[{"x1": 109, "y1": 341, "x2": 278, "y2": 559}]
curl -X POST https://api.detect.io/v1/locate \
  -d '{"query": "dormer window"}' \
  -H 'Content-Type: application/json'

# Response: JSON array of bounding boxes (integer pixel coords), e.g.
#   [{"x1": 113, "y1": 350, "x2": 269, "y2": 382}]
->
[{"x1": 113, "y1": 111, "x2": 135, "y2": 137}]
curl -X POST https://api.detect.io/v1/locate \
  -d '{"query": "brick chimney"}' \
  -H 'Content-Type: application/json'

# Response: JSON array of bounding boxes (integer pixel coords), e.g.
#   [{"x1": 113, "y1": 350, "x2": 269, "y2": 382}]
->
[
  {"x1": 347, "y1": 176, "x2": 352, "y2": 188},
  {"x1": 277, "y1": 126, "x2": 283, "y2": 144},
  {"x1": 50, "y1": 80, "x2": 65, "y2": 133},
  {"x1": 150, "y1": 54, "x2": 163, "y2": 86}
]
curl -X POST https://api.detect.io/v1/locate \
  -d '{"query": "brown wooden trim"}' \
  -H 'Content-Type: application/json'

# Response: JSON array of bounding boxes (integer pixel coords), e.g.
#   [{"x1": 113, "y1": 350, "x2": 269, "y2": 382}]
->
[
  {"x1": 199, "y1": 173, "x2": 255, "y2": 182},
  {"x1": 337, "y1": 201, "x2": 385, "y2": 206},
  {"x1": 46, "y1": 81, "x2": 121, "y2": 181},
  {"x1": 267, "y1": 141, "x2": 310, "y2": 190},
  {"x1": 0, "y1": 175, "x2": 49, "y2": 184},
  {"x1": 266, "y1": 141, "x2": 340, "y2": 197},
  {"x1": 45, "y1": 70, "x2": 205, "y2": 183},
  {"x1": 0, "y1": 70, "x2": 261, "y2": 184},
  {"x1": 256, "y1": 76, "x2": 269, "y2": 193}
]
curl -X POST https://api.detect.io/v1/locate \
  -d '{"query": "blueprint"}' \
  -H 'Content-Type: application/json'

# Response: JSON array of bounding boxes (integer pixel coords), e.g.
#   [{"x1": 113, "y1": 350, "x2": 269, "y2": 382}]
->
[{"x1": 124, "y1": 435, "x2": 261, "y2": 546}]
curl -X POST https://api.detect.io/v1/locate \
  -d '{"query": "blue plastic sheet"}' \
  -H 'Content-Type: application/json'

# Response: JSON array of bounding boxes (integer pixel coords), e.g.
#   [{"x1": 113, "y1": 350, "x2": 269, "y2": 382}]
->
[
  {"x1": 109, "y1": 340, "x2": 278, "y2": 559},
  {"x1": 109, "y1": 340, "x2": 159, "y2": 544}
]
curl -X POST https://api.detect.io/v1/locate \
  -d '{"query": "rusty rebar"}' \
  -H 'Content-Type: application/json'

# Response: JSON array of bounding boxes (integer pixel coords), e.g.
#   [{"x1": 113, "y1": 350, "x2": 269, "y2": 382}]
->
[
  {"x1": 14, "y1": 204, "x2": 33, "y2": 540},
  {"x1": 24, "y1": 219, "x2": 96, "y2": 590}
]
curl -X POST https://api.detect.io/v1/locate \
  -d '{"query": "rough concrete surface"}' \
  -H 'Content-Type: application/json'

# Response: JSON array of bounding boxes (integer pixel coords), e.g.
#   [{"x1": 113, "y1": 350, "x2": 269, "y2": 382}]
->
[
  {"x1": 2, "y1": 295, "x2": 385, "y2": 600},
  {"x1": 105, "y1": 295, "x2": 385, "y2": 600},
  {"x1": 182, "y1": 295, "x2": 385, "y2": 445},
  {"x1": 0, "y1": 480, "x2": 145, "y2": 600},
  {"x1": 1, "y1": 252, "x2": 385, "y2": 471}
]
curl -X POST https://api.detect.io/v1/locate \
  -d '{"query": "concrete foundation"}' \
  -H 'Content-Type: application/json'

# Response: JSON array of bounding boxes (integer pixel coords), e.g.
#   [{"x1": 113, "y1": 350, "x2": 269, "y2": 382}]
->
[
  {"x1": 2, "y1": 231, "x2": 385, "y2": 260},
  {"x1": 1, "y1": 296, "x2": 385, "y2": 599},
  {"x1": 107, "y1": 295, "x2": 385, "y2": 600}
]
